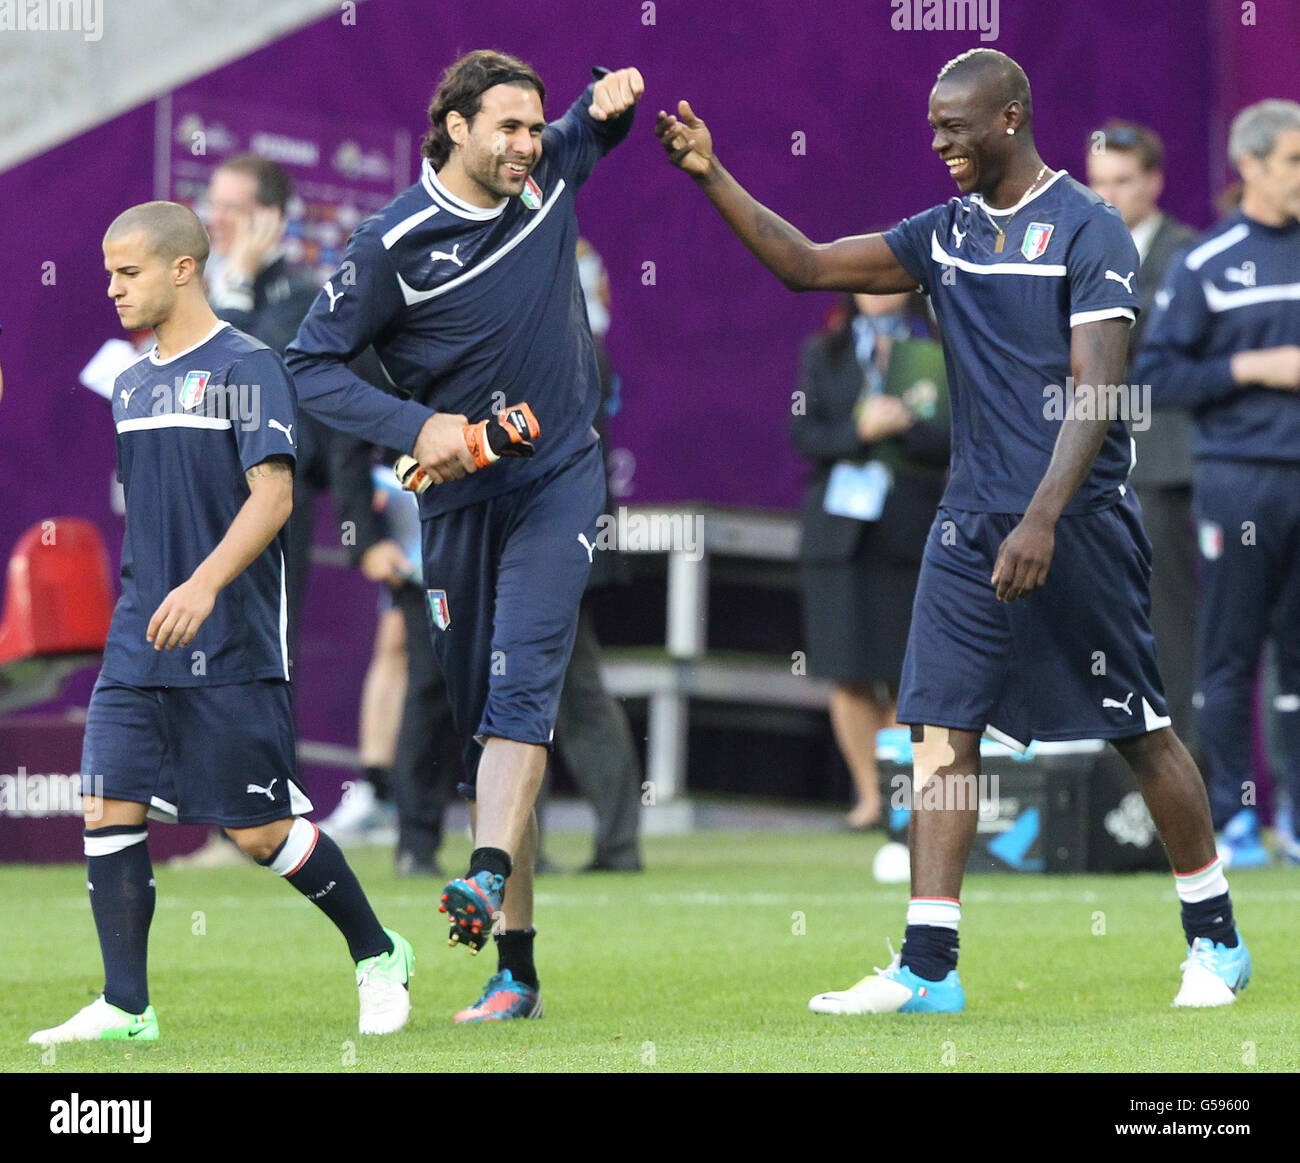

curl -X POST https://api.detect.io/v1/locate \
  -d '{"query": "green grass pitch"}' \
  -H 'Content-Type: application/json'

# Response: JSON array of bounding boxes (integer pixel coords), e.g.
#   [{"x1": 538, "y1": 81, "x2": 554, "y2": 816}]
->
[{"x1": 3, "y1": 830, "x2": 1297, "y2": 1073}]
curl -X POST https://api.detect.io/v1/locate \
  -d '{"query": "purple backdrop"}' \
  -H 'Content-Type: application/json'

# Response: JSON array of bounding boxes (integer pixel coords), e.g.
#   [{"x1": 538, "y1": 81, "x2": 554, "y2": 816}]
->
[{"x1": 0, "y1": 0, "x2": 1292, "y2": 761}]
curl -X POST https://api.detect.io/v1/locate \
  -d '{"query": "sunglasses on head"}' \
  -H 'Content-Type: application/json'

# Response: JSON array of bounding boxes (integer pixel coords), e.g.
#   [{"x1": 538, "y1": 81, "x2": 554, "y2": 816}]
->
[{"x1": 1100, "y1": 127, "x2": 1141, "y2": 148}]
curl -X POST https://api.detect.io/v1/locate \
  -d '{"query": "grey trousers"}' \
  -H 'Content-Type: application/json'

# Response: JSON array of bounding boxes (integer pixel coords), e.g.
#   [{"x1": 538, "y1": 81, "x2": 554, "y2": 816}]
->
[
  {"x1": 1141, "y1": 484, "x2": 1200, "y2": 756},
  {"x1": 551, "y1": 603, "x2": 643, "y2": 868}
]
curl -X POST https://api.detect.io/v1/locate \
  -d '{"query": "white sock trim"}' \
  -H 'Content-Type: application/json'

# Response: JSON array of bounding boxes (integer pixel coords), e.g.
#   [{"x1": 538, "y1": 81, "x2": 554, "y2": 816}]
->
[
  {"x1": 84, "y1": 828, "x2": 147, "y2": 857},
  {"x1": 1175, "y1": 857, "x2": 1230, "y2": 904},
  {"x1": 906, "y1": 897, "x2": 962, "y2": 929},
  {"x1": 268, "y1": 818, "x2": 318, "y2": 877}
]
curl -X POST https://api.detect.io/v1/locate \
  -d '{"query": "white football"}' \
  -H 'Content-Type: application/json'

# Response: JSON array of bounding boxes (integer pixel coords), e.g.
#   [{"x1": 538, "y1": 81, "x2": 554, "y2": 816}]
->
[{"x1": 872, "y1": 840, "x2": 911, "y2": 884}]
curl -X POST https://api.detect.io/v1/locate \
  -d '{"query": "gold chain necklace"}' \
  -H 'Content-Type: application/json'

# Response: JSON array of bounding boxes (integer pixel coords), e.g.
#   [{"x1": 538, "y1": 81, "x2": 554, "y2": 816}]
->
[{"x1": 985, "y1": 164, "x2": 1051, "y2": 253}]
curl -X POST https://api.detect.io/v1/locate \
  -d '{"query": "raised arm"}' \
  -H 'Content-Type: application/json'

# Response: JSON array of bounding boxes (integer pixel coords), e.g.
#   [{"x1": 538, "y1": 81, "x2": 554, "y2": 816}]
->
[
  {"x1": 545, "y1": 67, "x2": 643, "y2": 187},
  {"x1": 655, "y1": 100, "x2": 915, "y2": 294}
]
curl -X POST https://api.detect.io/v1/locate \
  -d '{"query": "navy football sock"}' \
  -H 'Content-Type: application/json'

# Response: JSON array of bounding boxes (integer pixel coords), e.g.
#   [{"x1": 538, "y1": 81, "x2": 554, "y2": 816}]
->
[
  {"x1": 1181, "y1": 891, "x2": 1238, "y2": 948},
  {"x1": 496, "y1": 928, "x2": 538, "y2": 989},
  {"x1": 1173, "y1": 859, "x2": 1237, "y2": 947},
  {"x1": 468, "y1": 846, "x2": 512, "y2": 882},
  {"x1": 899, "y1": 924, "x2": 960, "y2": 982},
  {"x1": 85, "y1": 825, "x2": 155, "y2": 1015},
  {"x1": 260, "y1": 819, "x2": 392, "y2": 962}
]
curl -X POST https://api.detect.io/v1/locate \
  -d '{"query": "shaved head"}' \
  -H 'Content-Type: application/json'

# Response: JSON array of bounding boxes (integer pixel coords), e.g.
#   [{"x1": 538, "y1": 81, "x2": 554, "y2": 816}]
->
[
  {"x1": 928, "y1": 47, "x2": 1042, "y2": 203},
  {"x1": 104, "y1": 201, "x2": 210, "y2": 276},
  {"x1": 104, "y1": 201, "x2": 213, "y2": 334},
  {"x1": 936, "y1": 48, "x2": 1032, "y2": 129}
]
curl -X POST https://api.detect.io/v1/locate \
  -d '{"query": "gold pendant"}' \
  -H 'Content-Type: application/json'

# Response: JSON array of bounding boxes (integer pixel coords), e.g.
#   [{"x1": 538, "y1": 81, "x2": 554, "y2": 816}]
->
[{"x1": 994, "y1": 231, "x2": 1005, "y2": 253}]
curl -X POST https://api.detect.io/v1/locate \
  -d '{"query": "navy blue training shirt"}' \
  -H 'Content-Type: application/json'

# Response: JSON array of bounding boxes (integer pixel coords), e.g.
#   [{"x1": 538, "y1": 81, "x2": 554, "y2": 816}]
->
[
  {"x1": 1134, "y1": 210, "x2": 1300, "y2": 462},
  {"x1": 285, "y1": 81, "x2": 633, "y2": 517},
  {"x1": 102, "y1": 321, "x2": 298, "y2": 687},
  {"x1": 883, "y1": 171, "x2": 1140, "y2": 515}
]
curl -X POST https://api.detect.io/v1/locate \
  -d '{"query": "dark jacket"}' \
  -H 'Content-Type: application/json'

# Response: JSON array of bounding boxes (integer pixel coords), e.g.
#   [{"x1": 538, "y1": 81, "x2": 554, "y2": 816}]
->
[
  {"x1": 212, "y1": 255, "x2": 331, "y2": 488},
  {"x1": 1128, "y1": 214, "x2": 1198, "y2": 489},
  {"x1": 329, "y1": 432, "x2": 392, "y2": 567},
  {"x1": 212, "y1": 254, "x2": 320, "y2": 358},
  {"x1": 791, "y1": 332, "x2": 950, "y2": 566}
]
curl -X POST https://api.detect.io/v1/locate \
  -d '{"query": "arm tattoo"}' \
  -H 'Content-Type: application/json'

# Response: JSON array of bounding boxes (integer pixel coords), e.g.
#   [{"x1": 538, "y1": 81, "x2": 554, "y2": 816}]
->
[
  {"x1": 749, "y1": 205, "x2": 817, "y2": 287},
  {"x1": 753, "y1": 206, "x2": 803, "y2": 243},
  {"x1": 245, "y1": 455, "x2": 294, "y2": 484}
]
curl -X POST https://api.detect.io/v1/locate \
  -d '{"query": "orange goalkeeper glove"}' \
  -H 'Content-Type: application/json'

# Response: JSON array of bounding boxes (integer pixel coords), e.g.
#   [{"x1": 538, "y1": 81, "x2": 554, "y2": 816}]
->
[
  {"x1": 463, "y1": 402, "x2": 540, "y2": 468},
  {"x1": 395, "y1": 403, "x2": 541, "y2": 494}
]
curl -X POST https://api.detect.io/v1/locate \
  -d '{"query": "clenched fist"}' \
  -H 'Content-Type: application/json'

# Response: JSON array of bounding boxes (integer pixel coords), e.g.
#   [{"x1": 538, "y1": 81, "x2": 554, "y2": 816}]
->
[
  {"x1": 413, "y1": 411, "x2": 477, "y2": 486},
  {"x1": 590, "y1": 67, "x2": 645, "y2": 122}
]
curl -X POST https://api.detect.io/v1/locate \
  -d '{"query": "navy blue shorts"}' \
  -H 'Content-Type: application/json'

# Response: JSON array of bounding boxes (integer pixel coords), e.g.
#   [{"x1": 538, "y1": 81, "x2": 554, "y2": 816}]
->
[
  {"x1": 80, "y1": 676, "x2": 312, "y2": 826},
  {"x1": 419, "y1": 442, "x2": 605, "y2": 794},
  {"x1": 897, "y1": 491, "x2": 1171, "y2": 748}
]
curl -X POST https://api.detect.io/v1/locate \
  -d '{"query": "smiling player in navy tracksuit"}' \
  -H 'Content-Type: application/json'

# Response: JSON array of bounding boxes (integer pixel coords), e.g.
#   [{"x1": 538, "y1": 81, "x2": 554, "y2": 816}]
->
[
  {"x1": 287, "y1": 52, "x2": 643, "y2": 1023},
  {"x1": 659, "y1": 47, "x2": 1250, "y2": 1014},
  {"x1": 1135, "y1": 99, "x2": 1300, "y2": 869},
  {"x1": 30, "y1": 202, "x2": 412, "y2": 1047}
]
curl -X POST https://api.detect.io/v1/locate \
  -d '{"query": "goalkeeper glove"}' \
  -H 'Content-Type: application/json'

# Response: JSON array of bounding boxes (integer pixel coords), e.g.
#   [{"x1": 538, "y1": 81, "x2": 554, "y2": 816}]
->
[{"x1": 395, "y1": 402, "x2": 541, "y2": 494}]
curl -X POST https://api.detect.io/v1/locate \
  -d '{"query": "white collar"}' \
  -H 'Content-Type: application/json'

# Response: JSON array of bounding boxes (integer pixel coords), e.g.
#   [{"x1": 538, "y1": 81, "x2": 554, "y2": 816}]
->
[
  {"x1": 421, "y1": 159, "x2": 508, "y2": 221},
  {"x1": 1129, "y1": 212, "x2": 1163, "y2": 263},
  {"x1": 971, "y1": 168, "x2": 1067, "y2": 216},
  {"x1": 149, "y1": 320, "x2": 231, "y2": 366}
]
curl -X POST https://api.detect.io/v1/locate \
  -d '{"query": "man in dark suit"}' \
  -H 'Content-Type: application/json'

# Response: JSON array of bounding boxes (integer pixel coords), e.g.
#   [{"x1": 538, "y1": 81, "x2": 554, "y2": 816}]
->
[{"x1": 1087, "y1": 122, "x2": 1200, "y2": 752}]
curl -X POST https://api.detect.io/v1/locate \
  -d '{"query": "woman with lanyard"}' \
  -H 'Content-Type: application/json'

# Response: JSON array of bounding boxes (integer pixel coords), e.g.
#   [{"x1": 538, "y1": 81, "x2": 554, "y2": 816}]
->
[{"x1": 791, "y1": 292, "x2": 951, "y2": 829}]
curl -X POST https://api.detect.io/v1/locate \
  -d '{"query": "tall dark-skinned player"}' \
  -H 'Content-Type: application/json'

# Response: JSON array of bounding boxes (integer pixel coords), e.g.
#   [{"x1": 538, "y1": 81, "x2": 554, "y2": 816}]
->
[{"x1": 657, "y1": 49, "x2": 1249, "y2": 1013}]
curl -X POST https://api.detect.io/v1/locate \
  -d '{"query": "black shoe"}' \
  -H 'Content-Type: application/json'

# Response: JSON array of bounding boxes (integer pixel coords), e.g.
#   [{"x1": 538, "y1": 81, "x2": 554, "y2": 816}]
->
[
  {"x1": 394, "y1": 850, "x2": 441, "y2": 878},
  {"x1": 580, "y1": 857, "x2": 644, "y2": 873}
]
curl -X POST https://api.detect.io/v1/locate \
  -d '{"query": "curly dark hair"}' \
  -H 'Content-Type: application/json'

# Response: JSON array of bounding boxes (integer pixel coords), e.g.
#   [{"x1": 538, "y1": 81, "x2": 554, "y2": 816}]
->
[{"x1": 421, "y1": 50, "x2": 546, "y2": 169}]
